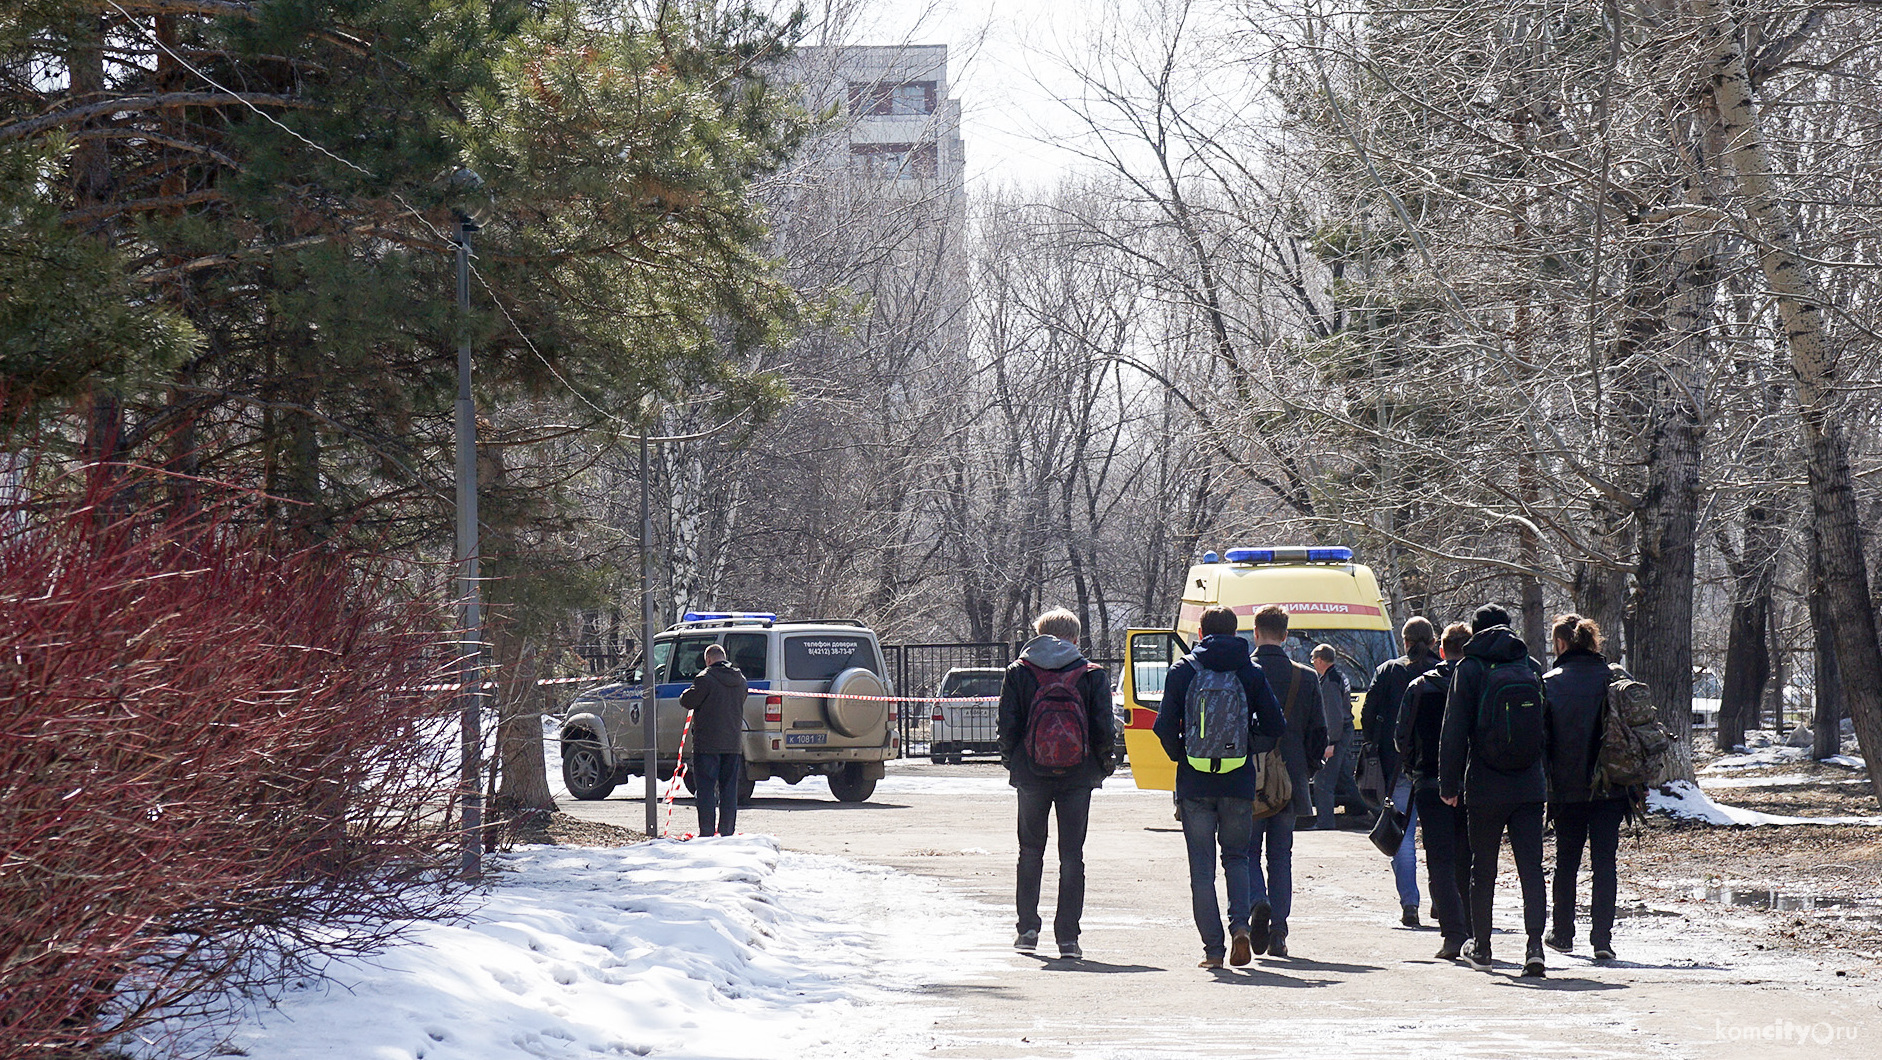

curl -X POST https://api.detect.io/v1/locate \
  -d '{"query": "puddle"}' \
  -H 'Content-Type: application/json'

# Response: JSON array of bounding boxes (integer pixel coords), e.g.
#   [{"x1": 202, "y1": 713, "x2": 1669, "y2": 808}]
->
[{"x1": 1690, "y1": 886, "x2": 1882, "y2": 915}]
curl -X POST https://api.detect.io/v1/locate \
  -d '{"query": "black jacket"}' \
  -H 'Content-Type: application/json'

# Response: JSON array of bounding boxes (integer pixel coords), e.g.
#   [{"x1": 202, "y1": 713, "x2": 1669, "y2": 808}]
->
[
  {"x1": 1439, "y1": 626, "x2": 1550, "y2": 806},
  {"x1": 1253, "y1": 643, "x2": 1326, "y2": 815},
  {"x1": 1152, "y1": 634, "x2": 1286, "y2": 800},
  {"x1": 1365, "y1": 649, "x2": 1439, "y2": 781},
  {"x1": 1544, "y1": 648, "x2": 1613, "y2": 805},
  {"x1": 680, "y1": 661, "x2": 748, "y2": 755},
  {"x1": 997, "y1": 635, "x2": 1116, "y2": 789},
  {"x1": 1394, "y1": 658, "x2": 1452, "y2": 788},
  {"x1": 1318, "y1": 665, "x2": 1354, "y2": 736}
]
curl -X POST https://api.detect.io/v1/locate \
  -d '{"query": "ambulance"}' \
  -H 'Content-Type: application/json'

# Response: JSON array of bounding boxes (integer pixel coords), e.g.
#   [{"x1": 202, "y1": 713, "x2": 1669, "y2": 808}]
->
[{"x1": 1119, "y1": 545, "x2": 1397, "y2": 793}]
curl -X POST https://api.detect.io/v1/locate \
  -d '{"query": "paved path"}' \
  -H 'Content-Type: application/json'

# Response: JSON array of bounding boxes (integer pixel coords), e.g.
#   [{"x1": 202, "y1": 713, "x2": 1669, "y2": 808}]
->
[{"x1": 562, "y1": 762, "x2": 1878, "y2": 1060}]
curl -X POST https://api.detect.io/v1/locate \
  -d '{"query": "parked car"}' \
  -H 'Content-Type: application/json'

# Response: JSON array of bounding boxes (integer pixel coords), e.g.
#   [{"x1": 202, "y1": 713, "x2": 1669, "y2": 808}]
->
[
  {"x1": 929, "y1": 667, "x2": 1004, "y2": 764},
  {"x1": 558, "y1": 614, "x2": 897, "y2": 804}
]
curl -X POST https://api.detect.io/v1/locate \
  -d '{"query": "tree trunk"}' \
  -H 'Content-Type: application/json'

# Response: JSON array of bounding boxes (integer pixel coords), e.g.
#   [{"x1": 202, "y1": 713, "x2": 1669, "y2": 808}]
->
[
  {"x1": 1808, "y1": 523, "x2": 1845, "y2": 760},
  {"x1": 495, "y1": 633, "x2": 556, "y2": 820},
  {"x1": 1697, "y1": 0, "x2": 1882, "y2": 804},
  {"x1": 1716, "y1": 496, "x2": 1780, "y2": 751}
]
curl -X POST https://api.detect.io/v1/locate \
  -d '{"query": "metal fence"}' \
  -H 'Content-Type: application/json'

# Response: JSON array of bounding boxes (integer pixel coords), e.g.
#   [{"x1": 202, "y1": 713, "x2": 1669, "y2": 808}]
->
[{"x1": 882, "y1": 642, "x2": 1123, "y2": 758}]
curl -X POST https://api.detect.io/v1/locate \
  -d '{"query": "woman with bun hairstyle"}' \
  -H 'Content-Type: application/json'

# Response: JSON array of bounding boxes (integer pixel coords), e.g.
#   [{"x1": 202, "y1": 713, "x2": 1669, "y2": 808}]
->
[{"x1": 1541, "y1": 613, "x2": 1630, "y2": 961}]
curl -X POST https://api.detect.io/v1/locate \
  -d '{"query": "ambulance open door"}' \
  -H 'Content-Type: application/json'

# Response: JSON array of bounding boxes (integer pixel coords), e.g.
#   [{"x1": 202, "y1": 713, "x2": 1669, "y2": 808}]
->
[{"x1": 1119, "y1": 628, "x2": 1187, "y2": 791}]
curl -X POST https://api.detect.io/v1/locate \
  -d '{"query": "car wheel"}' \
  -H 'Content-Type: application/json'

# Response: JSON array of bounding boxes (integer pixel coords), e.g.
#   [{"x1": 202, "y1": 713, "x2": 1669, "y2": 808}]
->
[
  {"x1": 828, "y1": 763, "x2": 876, "y2": 803},
  {"x1": 562, "y1": 742, "x2": 616, "y2": 801},
  {"x1": 737, "y1": 776, "x2": 757, "y2": 806}
]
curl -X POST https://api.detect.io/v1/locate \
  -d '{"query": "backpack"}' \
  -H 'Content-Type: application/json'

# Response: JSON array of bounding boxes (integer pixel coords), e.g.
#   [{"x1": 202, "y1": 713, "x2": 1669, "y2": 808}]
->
[
  {"x1": 1021, "y1": 661, "x2": 1092, "y2": 773},
  {"x1": 1251, "y1": 667, "x2": 1299, "y2": 820},
  {"x1": 1183, "y1": 664, "x2": 1250, "y2": 773},
  {"x1": 1592, "y1": 667, "x2": 1671, "y2": 796},
  {"x1": 1473, "y1": 658, "x2": 1546, "y2": 771}
]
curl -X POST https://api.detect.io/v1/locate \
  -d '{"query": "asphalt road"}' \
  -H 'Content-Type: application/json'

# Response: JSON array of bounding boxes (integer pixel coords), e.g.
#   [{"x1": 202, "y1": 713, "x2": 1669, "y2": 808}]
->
[{"x1": 560, "y1": 760, "x2": 1879, "y2": 1060}]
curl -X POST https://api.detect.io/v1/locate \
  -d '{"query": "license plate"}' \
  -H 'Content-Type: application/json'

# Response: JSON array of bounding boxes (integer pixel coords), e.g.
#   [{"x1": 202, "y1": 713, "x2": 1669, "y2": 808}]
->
[{"x1": 786, "y1": 733, "x2": 827, "y2": 746}]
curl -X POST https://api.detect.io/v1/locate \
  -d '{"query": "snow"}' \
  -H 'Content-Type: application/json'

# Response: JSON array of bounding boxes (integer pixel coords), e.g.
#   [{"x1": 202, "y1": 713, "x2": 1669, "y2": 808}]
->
[
  {"x1": 1648, "y1": 780, "x2": 1882, "y2": 827},
  {"x1": 132, "y1": 836, "x2": 1000, "y2": 1060},
  {"x1": 1824, "y1": 753, "x2": 1868, "y2": 770}
]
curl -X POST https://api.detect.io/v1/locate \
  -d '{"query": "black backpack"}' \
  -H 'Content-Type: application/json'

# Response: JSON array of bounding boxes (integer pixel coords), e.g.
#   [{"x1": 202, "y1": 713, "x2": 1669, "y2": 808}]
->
[{"x1": 1473, "y1": 659, "x2": 1546, "y2": 771}]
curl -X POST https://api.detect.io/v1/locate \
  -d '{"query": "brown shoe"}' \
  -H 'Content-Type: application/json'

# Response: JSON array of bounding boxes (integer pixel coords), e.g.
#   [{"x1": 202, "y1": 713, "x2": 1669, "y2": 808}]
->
[
  {"x1": 1230, "y1": 929, "x2": 1253, "y2": 966},
  {"x1": 1199, "y1": 955, "x2": 1224, "y2": 969}
]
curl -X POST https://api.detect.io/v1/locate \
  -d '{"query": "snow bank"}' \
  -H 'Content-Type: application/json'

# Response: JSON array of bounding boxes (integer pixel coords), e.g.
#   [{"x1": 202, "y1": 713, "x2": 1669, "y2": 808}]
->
[
  {"x1": 1649, "y1": 780, "x2": 1882, "y2": 827},
  {"x1": 135, "y1": 836, "x2": 994, "y2": 1060}
]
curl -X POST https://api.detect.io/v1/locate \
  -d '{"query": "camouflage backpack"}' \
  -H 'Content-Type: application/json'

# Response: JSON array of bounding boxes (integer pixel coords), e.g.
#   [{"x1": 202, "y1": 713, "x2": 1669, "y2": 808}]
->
[{"x1": 1591, "y1": 666, "x2": 1671, "y2": 797}]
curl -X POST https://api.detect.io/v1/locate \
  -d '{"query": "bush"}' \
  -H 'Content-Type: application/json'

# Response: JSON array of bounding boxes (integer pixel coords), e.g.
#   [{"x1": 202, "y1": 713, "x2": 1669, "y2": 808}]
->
[{"x1": 0, "y1": 465, "x2": 461, "y2": 1057}]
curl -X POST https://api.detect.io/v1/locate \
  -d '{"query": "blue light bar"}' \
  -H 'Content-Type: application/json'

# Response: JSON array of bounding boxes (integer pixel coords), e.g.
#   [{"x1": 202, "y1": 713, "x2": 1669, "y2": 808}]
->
[
  {"x1": 682, "y1": 611, "x2": 778, "y2": 622},
  {"x1": 1225, "y1": 548, "x2": 1274, "y2": 563},
  {"x1": 1201, "y1": 551, "x2": 1220, "y2": 563},
  {"x1": 1224, "y1": 546, "x2": 1354, "y2": 565},
  {"x1": 1307, "y1": 547, "x2": 1354, "y2": 563}
]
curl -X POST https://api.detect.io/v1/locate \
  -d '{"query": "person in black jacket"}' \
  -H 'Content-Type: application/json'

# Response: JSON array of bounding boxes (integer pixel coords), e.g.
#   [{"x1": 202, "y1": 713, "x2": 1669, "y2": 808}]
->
[
  {"x1": 1309, "y1": 644, "x2": 1356, "y2": 830},
  {"x1": 680, "y1": 643, "x2": 749, "y2": 837},
  {"x1": 997, "y1": 608, "x2": 1116, "y2": 961},
  {"x1": 1543, "y1": 613, "x2": 1629, "y2": 962},
  {"x1": 1440, "y1": 603, "x2": 1553, "y2": 977},
  {"x1": 1364, "y1": 616, "x2": 1441, "y2": 926},
  {"x1": 1247, "y1": 604, "x2": 1326, "y2": 958},
  {"x1": 1396, "y1": 621, "x2": 1473, "y2": 958},
  {"x1": 1153, "y1": 605, "x2": 1285, "y2": 967}
]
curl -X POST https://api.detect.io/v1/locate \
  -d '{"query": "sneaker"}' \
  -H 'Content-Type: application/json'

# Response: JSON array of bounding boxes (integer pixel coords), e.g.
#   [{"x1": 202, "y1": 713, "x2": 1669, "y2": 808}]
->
[
  {"x1": 1266, "y1": 931, "x2": 1288, "y2": 958},
  {"x1": 1593, "y1": 946, "x2": 1616, "y2": 962},
  {"x1": 1401, "y1": 904, "x2": 1422, "y2": 928},
  {"x1": 1544, "y1": 933, "x2": 1573, "y2": 954},
  {"x1": 1199, "y1": 955, "x2": 1224, "y2": 969},
  {"x1": 1522, "y1": 941, "x2": 1546, "y2": 978},
  {"x1": 1249, "y1": 901, "x2": 1272, "y2": 956},
  {"x1": 1463, "y1": 942, "x2": 1492, "y2": 971},
  {"x1": 1013, "y1": 930, "x2": 1038, "y2": 953},
  {"x1": 1059, "y1": 939, "x2": 1082, "y2": 960},
  {"x1": 1229, "y1": 929, "x2": 1253, "y2": 967},
  {"x1": 1435, "y1": 938, "x2": 1464, "y2": 961}
]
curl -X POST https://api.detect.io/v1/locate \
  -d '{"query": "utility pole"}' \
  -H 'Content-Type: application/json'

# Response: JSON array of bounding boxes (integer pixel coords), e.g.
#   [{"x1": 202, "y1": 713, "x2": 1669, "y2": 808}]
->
[
  {"x1": 641, "y1": 425, "x2": 658, "y2": 836},
  {"x1": 454, "y1": 188, "x2": 485, "y2": 879}
]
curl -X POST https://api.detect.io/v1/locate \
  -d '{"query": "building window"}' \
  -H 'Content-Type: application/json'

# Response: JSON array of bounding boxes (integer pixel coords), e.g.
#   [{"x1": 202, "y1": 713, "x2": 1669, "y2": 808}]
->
[
  {"x1": 848, "y1": 80, "x2": 936, "y2": 117},
  {"x1": 850, "y1": 142, "x2": 938, "y2": 181}
]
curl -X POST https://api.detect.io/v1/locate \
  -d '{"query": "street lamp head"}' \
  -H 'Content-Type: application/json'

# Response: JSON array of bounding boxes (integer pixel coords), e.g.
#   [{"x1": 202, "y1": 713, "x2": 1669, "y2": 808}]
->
[{"x1": 447, "y1": 167, "x2": 493, "y2": 231}]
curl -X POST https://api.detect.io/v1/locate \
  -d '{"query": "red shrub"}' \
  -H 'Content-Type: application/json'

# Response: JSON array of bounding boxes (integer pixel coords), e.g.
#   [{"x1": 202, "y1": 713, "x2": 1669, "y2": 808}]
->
[{"x1": 0, "y1": 466, "x2": 460, "y2": 1057}]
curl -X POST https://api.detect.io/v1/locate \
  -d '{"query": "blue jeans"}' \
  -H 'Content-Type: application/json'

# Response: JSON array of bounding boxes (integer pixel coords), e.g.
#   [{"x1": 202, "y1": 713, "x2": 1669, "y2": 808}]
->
[
  {"x1": 1392, "y1": 774, "x2": 1420, "y2": 909},
  {"x1": 1180, "y1": 796, "x2": 1253, "y2": 957},
  {"x1": 1248, "y1": 808, "x2": 1295, "y2": 935},
  {"x1": 692, "y1": 753, "x2": 742, "y2": 836}
]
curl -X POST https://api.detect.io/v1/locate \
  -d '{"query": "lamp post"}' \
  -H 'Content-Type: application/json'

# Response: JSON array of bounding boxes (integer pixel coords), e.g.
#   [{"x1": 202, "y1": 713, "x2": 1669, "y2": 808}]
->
[
  {"x1": 641, "y1": 425, "x2": 657, "y2": 836},
  {"x1": 451, "y1": 170, "x2": 486, "y2": 880}
]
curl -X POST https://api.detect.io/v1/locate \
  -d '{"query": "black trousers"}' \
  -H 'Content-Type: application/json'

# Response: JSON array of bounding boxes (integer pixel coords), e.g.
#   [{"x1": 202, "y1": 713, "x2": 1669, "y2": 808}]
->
[
  {"x1": 693, "y1": 752, "x2": 742, "y2": 837},
  {"x1": 1551, "y1": 797, "x2": 1627, "y2": 949},
  {"x1": 1414, "y1": 783, "x2": 1472, "y2": 944},
  {"x1": 1015, "y1": 782, "x2": 1093, "y2": 944},
  {"x1": 1466, "y1": 799, "x2": 1546, "y2": 956}
]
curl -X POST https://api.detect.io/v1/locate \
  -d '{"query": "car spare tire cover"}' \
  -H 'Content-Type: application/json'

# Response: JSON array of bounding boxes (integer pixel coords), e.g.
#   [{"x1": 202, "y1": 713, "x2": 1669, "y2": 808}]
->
[{"x1": 825, "y1": 666, "x2": 889, "y2": 738}]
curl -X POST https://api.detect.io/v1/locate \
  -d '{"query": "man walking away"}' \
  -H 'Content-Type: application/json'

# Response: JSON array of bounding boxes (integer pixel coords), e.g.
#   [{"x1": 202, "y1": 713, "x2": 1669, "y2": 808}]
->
[
  {"x1": 1365, "y1": 617, "x2": 1441, "y2": 926},
  {"x1": 998, "y1": 608, "x2": 1116, "y2": 961},
  {"x1": 1248, "y1": 605, "x2": 1325, "y2": 958},
  {"x1": 1396, "y1": 621, "x2": 1473, "y2": 958},
  {"x1": 1153, "y1": 605, "x2": 1285, "y2": 968},
  {"x1": 1543, "y1": 614, "x2": 1631, "y2": 962},
  {"x1": 680, "y1": 643, "x2": 748, "y2": 837},
  {"x1": 1310, "y1": 645, "x2": 1356, "y2": 830},
  {"x1": 1440, "y1": 604, "x2": 1552, "y2": 977}
]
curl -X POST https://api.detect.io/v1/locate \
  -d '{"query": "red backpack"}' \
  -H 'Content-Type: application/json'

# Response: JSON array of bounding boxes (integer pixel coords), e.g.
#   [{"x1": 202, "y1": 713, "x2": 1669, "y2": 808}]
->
[{"x1": 1021, "y1": 661, "x2": 1092, "y2": 773}]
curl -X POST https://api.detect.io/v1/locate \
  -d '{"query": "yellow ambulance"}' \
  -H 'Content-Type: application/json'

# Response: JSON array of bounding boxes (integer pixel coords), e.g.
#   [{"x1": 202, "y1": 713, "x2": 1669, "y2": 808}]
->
[{"x1": 1119, "y1": 545, "x2": 1396, "y2": 792}]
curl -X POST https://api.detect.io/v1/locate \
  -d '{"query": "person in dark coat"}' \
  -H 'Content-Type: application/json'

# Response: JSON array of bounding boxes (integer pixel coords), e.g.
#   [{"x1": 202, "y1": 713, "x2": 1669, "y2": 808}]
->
[
  {"x1": 1310, "y1": 644, "x2": 1357, "y2": 830},
  {"x1": 1247, "y1": 604, "x2": 1326, "y2": 958},
  {"x1": 1153, "y1": 605, "x2": 1286, "y2": 967},
  {"x1": 1396, "y1": 621, "x2": 1473, "y2": 958},
  {"x1": 1364, "y1": 616, "x2": 1441, "y2": 926},
  {"x1": 680, "y1": 643, "x2": 749, "y2": 837},
  {"x1": 1543, "y1": 613, "x2": 1631, "y2": 962},
  {"x1": 997, "y1": 608, "x2": 1116, "y2": 961},
  {"x1": 1440, "y1": 603, "x2": 1553, "y2": 977}
]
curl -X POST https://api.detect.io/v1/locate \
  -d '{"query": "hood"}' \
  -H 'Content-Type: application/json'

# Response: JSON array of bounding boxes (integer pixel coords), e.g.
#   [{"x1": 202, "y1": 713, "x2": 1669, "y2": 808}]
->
[
  {"x1": 1192, "y1": 633, "x2": 1252, "y2": 671},
  {"x1": 1019, "y1": 634, "x2": 1086, "y2": 670},
  {"x1": 704, "y1": 661, "x2": 745, "y2": 686},
  {"x1": 1464, "y1": 626, "x2": 1531, "y2": 664}
]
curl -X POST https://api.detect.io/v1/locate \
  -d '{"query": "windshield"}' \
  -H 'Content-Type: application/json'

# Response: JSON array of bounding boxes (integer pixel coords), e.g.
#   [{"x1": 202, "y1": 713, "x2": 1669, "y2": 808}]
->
[{"x1": 1277, "y1": 629, "x2": 1396, "y2": 690}]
